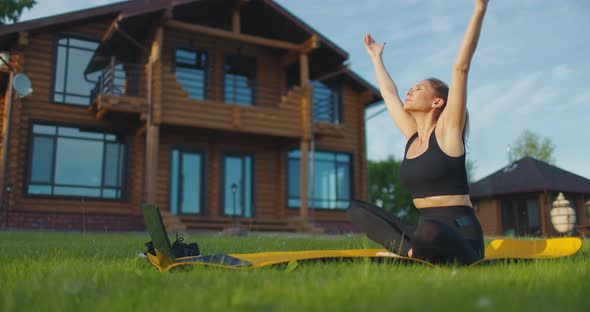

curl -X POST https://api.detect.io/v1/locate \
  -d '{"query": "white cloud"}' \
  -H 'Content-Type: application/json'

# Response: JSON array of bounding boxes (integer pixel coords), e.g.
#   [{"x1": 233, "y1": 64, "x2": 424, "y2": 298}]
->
[
  {"x1": 429, "y1": 15, "x2": 454, "y2": 34},
  {"x1": 386, "y1": 21, "x2": 432, "y2": 43},
  {"x1": 516, "y1": 86, "x2": 559, "y2": 114},
  {"x1": 554, "y1": 90, "x2": 590, "y2": 113},
  {"x1": 572, "y1": 91, "x2": 590, "y2": 106},
  {"x1": 391, "y1": 36, "x2": 460, "y2": 88},
  {"x1": 470, "y1": 72, "x2": 543, "y2": 129},
  {"x1": 552, "y1": 64, "x2": 573, "y2": 79}
]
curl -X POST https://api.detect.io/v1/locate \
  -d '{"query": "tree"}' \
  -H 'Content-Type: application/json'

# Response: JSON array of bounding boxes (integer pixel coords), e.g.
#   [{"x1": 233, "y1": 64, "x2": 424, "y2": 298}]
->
[
  {"x1": 509, "y1": 130, "x2": 556, "y2": 164},
  {"x1": 0, "y1": 0, "x2": 36, "y2": 25},
  {"x1": 367, "y1": 157, "x2": 418, "y2": 225}
]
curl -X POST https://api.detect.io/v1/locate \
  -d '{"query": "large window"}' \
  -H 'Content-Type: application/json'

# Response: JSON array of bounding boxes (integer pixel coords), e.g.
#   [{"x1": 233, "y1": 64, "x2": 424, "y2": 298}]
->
[
  {"x1": 501, "y1": 198, "x2": 541, "y2": 236},
  {"x1": 224, "y1": 55, "x2": 256, "y2": 106},
  {"x1": 53, "y1": 36, "x2": 100, "y2": 106},
  {"x1": 27, "y1": 124, "x2": 126, "y2": 199},
  {"x1": 312, "y1": 80, "x2": 341, "y2": 124},
  {"x1": 288, "y1": 150, "x2": 351, "y2": 210},
  {"x1": 174, "y1": 48, "x2": 209, "y2": 100}
]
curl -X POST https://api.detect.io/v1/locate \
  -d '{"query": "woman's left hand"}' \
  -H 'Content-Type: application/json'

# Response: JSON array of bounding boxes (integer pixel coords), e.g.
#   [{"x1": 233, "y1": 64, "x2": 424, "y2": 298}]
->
[{"x1": 476, "y1": 0, "x2": 489, "y2": 9}]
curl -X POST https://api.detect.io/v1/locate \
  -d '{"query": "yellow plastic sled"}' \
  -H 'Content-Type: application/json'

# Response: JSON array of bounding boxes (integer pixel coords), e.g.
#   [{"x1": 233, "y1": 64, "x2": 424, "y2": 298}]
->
[{"x1": 142, "y1": 206, "x2": 583, "y2": 272}]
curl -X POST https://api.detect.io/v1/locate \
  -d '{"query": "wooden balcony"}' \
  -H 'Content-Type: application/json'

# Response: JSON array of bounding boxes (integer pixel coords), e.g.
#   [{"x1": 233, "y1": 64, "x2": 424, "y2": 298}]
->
[
  {"x1": 89, "y1": 61, "x2": 307, "y2": 139},
  {"x1": 158, "y1": 66, "x2": 305, "y2": 139},
  {"x1": 313, "y1": 122, "x2": 345, "y2": 138},
  {"x1": 89, "y1": 60, "x2": 147, "y2": 119}
]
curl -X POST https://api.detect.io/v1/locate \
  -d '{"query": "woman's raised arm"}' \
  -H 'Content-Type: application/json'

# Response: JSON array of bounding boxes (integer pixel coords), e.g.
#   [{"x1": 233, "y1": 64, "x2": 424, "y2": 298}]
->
[
  {"x1": 441, "y1": 0, "x2": 489, "y2": 133},
  {"x1": 365, "y1": 34, "x2": 417, "y2": 140}
]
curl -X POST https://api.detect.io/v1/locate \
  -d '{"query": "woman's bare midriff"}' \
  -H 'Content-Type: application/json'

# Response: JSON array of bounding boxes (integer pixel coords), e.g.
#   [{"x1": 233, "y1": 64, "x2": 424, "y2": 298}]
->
[{"x1": 413, "y1": 194, "x2": 473, "y2": 209}]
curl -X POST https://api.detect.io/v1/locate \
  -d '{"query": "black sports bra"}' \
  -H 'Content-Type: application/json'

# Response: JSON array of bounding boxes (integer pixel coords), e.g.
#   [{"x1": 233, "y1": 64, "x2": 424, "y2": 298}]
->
[{"x1": 398, "y1": 128, "x2": 470, "y2": 199}]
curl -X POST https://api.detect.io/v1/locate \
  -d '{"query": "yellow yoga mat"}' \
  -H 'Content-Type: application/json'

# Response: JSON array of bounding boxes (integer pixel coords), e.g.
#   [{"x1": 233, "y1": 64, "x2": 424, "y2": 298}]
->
[
  {"x1": 146, "y1": 237, "x2": 583, "y2": 272},
  {"x1": 479, "y1": 237, "x2": 583, "y2": 260}
]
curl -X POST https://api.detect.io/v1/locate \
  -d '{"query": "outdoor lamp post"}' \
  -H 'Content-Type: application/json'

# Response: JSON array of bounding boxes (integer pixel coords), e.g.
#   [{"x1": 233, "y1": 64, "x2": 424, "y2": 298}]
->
[
  {"x1": 231, "y1": 183, "x2": 238, "y2": 228},
  {"x1": 0, "y1": 54, "x2": 33, "y2": 228},
  {"x1": 550, "y1": 193, "x2": 576, "y2": 234}
]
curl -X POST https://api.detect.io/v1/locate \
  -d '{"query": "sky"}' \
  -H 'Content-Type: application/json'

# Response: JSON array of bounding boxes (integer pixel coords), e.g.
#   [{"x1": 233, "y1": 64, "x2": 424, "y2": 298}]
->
[{"x1": 17, "y1": 0, "x2": 590, "y2": 181}]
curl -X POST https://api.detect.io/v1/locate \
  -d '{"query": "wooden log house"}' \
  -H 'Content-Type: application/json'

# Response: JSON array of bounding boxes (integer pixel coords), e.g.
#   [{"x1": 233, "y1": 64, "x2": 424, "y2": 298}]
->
[{"x1": 0, "y1": 0, "x2": 381, "y2": 232}]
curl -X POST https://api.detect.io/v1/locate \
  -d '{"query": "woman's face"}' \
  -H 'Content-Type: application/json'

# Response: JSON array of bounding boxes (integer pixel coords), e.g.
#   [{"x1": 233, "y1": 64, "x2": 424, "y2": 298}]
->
[{"x1": 404, "y1": 80, "x2": 439, "y2": 112}]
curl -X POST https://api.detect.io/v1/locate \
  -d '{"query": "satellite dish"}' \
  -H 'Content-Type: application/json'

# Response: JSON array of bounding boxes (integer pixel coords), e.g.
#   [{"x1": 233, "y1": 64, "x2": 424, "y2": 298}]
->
[{"x1": 12, "y1": 73, "x2": 33, "y2": 98}]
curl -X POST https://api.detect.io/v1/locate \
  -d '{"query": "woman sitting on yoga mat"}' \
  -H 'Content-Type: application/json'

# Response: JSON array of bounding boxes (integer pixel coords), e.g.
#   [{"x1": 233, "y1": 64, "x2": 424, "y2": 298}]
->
[{"x1": 348, "y1": 0, "x2": 489, "y2": 265}]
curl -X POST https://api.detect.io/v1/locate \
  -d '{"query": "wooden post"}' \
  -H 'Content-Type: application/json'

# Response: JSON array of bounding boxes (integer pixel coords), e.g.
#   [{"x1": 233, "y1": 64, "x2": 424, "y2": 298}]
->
[
  {"x1": 146, "y1": 125, "x2": 160, "y2": 204},
  {"x1": 231, "y1": 106, "x2": 241, "y2": 128},
  {"x1": 539, "y1": 192, "x2": 547, "y2": 237},
  {"x1": 544, "y1": 190, "x2": 553, "y2": 236},
  {"x1": 358, "y1": 92, "x2": 373, "y2": 200},
  {"x1": 299, "y1": 140, "x2": 309, "y2": 222},
  {"x1": 0, "y1": 49, "x2": 24, "y2": 227},
  {"x1": 108, "y1": 56, "x2": 115, "y2": 95},
  {"x1": 299, "y1": 53, "x2": 309, "y2": 90},
  {"x1": 278, "y1": 146, "x2": 286, "y2": 218},
  {"x1": 150, "y1": 27, "x2": 164, "y2": 63},
  {"x1": 0, "y1": 71, "x2": 14, "y2": 227},
  {"x1": 576, "y1": 196, "x2": 587, "y2": 226},
  {"x1": 145, "y1": 27, "x2": 163, "y2": 205},
  {"x1": 232, "y1": 10, "x2": 240, "y2": 34},
  {"x1": 299, "y1": 53, "x2": 311, "y2": 224},
  {"x1": 495, "y1": 199, "x2": 502, "y2": 236}
]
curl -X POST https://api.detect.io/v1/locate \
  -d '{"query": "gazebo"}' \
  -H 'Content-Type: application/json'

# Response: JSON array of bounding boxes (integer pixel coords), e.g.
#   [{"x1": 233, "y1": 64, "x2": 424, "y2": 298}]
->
[{"x1": 470, "y1": 157, "x2": 590, "y2": 237}]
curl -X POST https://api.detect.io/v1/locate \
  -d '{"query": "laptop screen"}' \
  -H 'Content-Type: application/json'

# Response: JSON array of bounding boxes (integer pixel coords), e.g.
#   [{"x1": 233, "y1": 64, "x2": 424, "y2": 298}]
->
[{"x1": 142, "y1": 205, "x2": 176, "y2": 260}]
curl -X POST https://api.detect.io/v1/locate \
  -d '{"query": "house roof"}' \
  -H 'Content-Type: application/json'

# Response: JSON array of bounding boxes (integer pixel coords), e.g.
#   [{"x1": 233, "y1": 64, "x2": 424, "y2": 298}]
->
[
  {"x1": 0, "y1": 0, "x2": 196, "y2": 40},
  {"x1": 470, "y1": 156, "x2": 590, "y2": 198},
  {"x1": 0, "y1": 0, "x2": 380, "y2": 104},
  {"x1": 0, "y1": 0, "x2": 144, "y2": 44}
]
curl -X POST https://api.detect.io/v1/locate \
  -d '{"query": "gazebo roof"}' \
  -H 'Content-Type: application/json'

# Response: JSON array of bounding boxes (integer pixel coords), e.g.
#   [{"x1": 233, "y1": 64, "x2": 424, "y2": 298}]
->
[{"x1": 470, "y1": 157, "x2": 590, "y2": 198}]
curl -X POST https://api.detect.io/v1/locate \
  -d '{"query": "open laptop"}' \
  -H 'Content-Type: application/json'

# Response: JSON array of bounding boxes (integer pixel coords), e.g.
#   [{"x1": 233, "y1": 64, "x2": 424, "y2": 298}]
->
[
  {"x1": 141, "y1": 204, "x2": 252, "y2": 267},
  {"x1": 142, "y1": 204, "x2": 177, "y2": 260}
]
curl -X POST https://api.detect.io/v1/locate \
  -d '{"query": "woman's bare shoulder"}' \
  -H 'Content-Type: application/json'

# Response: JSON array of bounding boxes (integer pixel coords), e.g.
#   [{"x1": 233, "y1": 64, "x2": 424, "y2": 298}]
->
[{"x1": 435, "y1": 120, "x2": 465, "y2": 157}]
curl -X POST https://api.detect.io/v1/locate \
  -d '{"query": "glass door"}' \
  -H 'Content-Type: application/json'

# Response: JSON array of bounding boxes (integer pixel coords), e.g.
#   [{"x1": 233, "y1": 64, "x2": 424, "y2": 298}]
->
[
  {"x1": 222, "y1": 154, "x2": 253, "y2": 217},
  {"x1": 170, "y1": 149, "x2": 204, "y2": 215}
]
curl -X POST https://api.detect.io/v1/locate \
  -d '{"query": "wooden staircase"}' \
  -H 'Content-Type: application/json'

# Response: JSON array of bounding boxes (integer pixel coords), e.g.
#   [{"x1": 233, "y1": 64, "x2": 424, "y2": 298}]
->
[
  {"x1": 162, "y1": 68, "x2": 190, "y2": 98},
  {"x1": 159, "y1": 210, "x2": 187, "y2": 232},
  {"x1": 279, "y1": 85, "x2": 304, "y2": 108}
]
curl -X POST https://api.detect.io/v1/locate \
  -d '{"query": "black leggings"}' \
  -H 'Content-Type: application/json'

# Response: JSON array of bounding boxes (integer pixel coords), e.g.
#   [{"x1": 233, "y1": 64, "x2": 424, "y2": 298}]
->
[{"x1": 347, "y1": 199, "x2": 484, "y2": 265}]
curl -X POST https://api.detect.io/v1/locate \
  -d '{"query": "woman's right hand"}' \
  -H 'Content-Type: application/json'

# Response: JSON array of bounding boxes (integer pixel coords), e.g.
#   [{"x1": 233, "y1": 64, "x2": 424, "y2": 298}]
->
[{"x1": 364, "y1": 33, "x2": 386, "y2": 59}]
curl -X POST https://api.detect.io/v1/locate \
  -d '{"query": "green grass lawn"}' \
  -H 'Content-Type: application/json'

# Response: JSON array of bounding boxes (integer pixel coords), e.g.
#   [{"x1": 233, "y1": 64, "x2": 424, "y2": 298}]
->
[{"x1": 1, "y1": 231, "x2": 588, "y2": 312}]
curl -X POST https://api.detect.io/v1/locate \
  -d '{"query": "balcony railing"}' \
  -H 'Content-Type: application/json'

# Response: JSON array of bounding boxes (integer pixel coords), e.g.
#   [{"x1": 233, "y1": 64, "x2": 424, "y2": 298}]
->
[
  {"x1": 90, "y1": 60, "x2": 146, "y2": 104},
  {"x1": 172, "y1": 68, "x2": 288, "y2": 107},
  {"x1": 89, "y1": 60, "x2": 147, "y2": 118}
]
